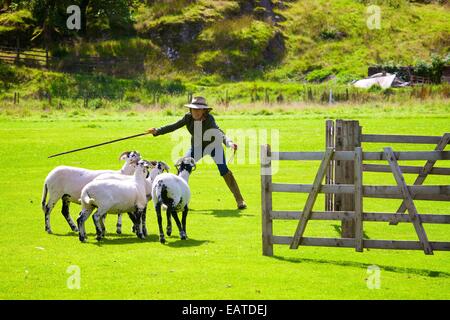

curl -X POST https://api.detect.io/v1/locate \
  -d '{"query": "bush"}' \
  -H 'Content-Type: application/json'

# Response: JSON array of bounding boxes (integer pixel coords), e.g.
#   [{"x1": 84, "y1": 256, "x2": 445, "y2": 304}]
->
[
  {"x1": 0, "y1": 9, "x2": 35, "y2": 46},
  {"x1": 368, "y1": 84, "x2": 383, "y2": 92},
  {"x1": 414, "y1": 54, "x2": 450, "y2": 84},
  {"x1": 305, "y1": 69, "x2": 333, "y2": 83}
]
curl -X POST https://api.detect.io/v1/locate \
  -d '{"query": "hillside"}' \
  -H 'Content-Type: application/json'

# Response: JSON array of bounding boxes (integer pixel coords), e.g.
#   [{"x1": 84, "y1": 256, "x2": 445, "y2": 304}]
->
[{"x1": 0, "y1": 0, "x2": 449, "y2": 108}]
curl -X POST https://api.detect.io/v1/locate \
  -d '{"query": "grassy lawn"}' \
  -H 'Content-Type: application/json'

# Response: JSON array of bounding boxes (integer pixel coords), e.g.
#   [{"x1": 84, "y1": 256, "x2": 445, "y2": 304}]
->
[{"x1": 0, "y1": 108, "x2": 449, "y2": 299}]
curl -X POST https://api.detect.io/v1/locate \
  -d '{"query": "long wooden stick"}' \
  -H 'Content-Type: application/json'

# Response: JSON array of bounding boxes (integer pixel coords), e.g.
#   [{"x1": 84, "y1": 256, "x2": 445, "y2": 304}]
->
[{"x1": 48, "y1": 132, "x2": 150, "y2": 158}]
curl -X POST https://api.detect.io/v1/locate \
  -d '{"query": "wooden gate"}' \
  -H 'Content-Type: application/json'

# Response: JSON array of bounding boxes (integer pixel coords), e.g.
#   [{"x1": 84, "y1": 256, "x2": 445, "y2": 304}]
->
[
  {"x1": 325, "y1": 120, "x2": 450, "y2": 236},
  {"x1": 261, "y1": 127, "x2": 450, "y2": 256}
]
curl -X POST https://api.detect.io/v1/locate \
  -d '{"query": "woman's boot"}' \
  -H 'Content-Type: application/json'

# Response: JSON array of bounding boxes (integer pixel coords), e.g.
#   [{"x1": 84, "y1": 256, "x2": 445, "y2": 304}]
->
[{"x1": 223, "y1": 171, "x2": 247, "y2": 209}]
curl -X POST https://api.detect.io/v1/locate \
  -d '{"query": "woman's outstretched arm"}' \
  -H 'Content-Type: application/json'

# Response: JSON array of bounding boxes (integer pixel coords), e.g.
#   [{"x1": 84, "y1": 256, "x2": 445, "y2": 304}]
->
[{"x1": 147, "y1": 114, "x2": 188, "y2": 136}]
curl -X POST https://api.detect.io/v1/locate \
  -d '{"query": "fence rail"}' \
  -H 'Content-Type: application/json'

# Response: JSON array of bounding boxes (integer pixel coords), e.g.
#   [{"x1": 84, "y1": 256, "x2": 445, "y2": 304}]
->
[
  {"x1": 0, "y1": 45, "x2": 145, "y2": 76},
  {"x1": 274, "y1": 151, "x2": 450, "y2": 161}
]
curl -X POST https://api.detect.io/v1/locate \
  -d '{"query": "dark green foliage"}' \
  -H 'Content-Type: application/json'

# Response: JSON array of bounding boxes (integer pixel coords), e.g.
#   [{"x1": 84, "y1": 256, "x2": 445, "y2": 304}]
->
[
  {"x1": 414, "y1": 54, "x2": 450, "y2": 84},
  {"x1": 0, "y1": 9, "x2": 35, "y2": 46}
]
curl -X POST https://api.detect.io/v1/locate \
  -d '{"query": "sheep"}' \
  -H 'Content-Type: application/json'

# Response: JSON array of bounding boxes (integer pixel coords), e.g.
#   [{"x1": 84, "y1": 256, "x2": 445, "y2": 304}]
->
[
  {"x1": 93, "y1": 160, "x2": 170, "y2": 236},
  {"x1": 41, "y1": 151, "x2": 141, "y2": 234},
  {"x1": 77, "y1": 160, "x2": 151, "y2": 242},
  {"x1": 151, "y1": 157, "x2": 196, "y2": 244}
]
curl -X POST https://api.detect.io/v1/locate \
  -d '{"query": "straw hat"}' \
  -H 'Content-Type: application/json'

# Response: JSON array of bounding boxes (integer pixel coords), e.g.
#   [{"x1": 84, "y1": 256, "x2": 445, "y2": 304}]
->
[{"x1": 184, "y1": 96, "x2": 212, "y2": 110}]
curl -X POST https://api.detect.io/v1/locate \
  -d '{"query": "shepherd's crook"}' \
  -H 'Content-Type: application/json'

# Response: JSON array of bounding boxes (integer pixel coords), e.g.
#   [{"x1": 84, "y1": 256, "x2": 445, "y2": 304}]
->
[{"x1": 48, "y1": 132, "x2": 151, "y2": 158}]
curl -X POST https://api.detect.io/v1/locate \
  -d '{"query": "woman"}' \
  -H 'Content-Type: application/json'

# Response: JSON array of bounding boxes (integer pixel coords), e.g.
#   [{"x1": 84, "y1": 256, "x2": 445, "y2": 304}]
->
[{"x1": 147, "y1": 96, "x2": 247, "y2": 209}]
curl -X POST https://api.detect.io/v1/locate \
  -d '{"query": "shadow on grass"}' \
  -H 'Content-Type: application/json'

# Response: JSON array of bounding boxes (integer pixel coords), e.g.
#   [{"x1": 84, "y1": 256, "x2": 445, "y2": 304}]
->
[
  {"x1": 272, "y1": 255, "x2": 450, "y2": 278},
  {"x1": 53, "y1": 231, "x2": 210, "y2": 248},
  {"x1": 52, "y1": 231, "x2": 79, "y2": 237},
  {"x1": 190, "y1": 208, "x2": 253, "y2": 218},
  {"x1": 94, "y1": 234, "x2": 160, "y2": 246},
  {"x1": 166, "y1": 238, "x2": 211, "y2": 248}
]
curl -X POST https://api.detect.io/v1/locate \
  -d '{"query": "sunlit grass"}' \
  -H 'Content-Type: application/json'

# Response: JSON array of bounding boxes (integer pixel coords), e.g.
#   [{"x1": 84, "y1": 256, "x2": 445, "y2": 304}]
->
[{"x1": 0, "y1": 109, "x2": 449, "y2": 299}]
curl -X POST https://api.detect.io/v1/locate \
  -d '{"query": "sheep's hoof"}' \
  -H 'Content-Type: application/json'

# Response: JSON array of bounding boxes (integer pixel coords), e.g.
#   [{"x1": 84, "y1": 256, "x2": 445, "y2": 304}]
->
[
  {"x1": 180, "y1": 232, "x2": 187, "y2": 240},
  {"x1": 79, "y1": 235, "x2": 87, "y2": 242},
  {"x1": 96, "y1": 235, "x2": 103, "y2": 241},
  {"x1": 70, "y1": 225, "x2": 79, "y2": 232},
  {"x1": 160, "y1": 237, "x2": 166, "y2": 244},
  {"x1": 116, "y1": 229, "x2": 122, "y2": 235}
]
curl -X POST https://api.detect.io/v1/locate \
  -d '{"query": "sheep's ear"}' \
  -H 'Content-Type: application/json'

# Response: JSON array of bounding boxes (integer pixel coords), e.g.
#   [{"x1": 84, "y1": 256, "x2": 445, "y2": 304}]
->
[
  {"x1": 141, "y1": 160, "x2": 150, "y2": 167},
  {"x1": 148, "y1": 160, "x2": 157, "y2": 168},
  {"x1": 119, "y1": 151, "x2": 131, "y2": 161},
  {"x1": 133, "y1": 151, "x2": 142, "y2": 160},
  {"x1": 190, "y1": 158, "x2": 196, "y2": 171},
  {"x1": 174, "y1": 158, "x2": 183, "y2": 168},
  {"x1": 161, "y1": 162, "x2": 170, "y2": 172}
]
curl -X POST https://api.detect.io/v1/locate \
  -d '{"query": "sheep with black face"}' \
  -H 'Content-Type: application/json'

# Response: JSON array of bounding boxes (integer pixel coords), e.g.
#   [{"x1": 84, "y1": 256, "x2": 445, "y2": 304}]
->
[{"x1": 151, "y1": 157, "x2": 195, "y2": 244}]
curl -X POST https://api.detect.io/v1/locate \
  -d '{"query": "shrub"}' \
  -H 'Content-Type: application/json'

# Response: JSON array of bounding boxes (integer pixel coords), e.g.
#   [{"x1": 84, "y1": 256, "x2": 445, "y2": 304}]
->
[{"x1": 305, "y1": 69, "x2": 333, "y2": 83}]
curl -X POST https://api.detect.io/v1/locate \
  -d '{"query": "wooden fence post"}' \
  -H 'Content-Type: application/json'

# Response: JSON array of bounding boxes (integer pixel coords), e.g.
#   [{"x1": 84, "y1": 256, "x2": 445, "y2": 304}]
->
[
  {"x1": 45, "y1": 46, "x2": 49, "y2": 69},
  {"x1": 325, "y1": 120, "x2": 335, "y2": 212},
  {"x1": 354, "y1": 147, "x2": 363, "y2": 252},
  {"x1": 335, "y1": 120, "x2": 361, "y2": 238},
  {"x1": 261, "y1": 144, "x2": 273, "y2": 256},
  {"x1": 225, "y1": 89, "x2": 229, "y2": 108},
  {"x1": 15, "y1": 38, "x2": 20, "y2": 63}
]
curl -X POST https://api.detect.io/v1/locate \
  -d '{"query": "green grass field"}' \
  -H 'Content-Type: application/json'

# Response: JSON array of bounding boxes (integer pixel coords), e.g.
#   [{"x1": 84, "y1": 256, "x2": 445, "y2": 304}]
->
[{"x1": 0, "y1": 107, "x2": 449, "y2": 299}]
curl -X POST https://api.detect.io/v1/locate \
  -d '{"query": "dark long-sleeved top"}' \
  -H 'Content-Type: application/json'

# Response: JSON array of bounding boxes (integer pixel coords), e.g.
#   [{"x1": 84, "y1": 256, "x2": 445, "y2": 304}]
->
[{"x1": 154, "y1": 113, "x2": 233, "y2": 149}]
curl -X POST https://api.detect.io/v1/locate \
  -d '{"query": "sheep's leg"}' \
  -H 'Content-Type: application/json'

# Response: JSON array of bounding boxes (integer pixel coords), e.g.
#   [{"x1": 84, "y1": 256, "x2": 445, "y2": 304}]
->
[
  {"x1": 61, "y1": 195, "x2": 78, "y2": 232},
  {"x1": 116, "y1": 213, "x2": 122, "y2": 234},
  {"x1": 134, "y1": 208, "x2": 145, "y2": 240},
  {"x1": 77, "y1": 208, "x2": 93, "y2": 242},
  {"x1": 181, "y1": 205, "x2": 188, "y2": 240},
  {"x1": 155, "y1": 203, "x2": 165, "y2": 244},
  {"x1": 101, "y1": 214, "x2": 107, "y2": 235},
  {"x1": 91, "y1": 214, "x2": 105, "y2": 237},
  {"x1": 43, "y1": 203, "x2": 53, "y2": 234},
  {"x1": 100, "y1": 213, "x2": 106, "y2": 237},
  {"x1": 93, "y1": 210, "x2": 106, "y2": 241},
  {"x1": 166, "y1": 209, "x2": 172, "y2": 236},
  {"x1": 127, "y1": 212, "x2": 137, "y2": 233},
  {"x1": 43, "y1": 194, "x2": 60, "y2": 234},
  {"x1": 171, "y1": 210, "x2": 185, "y2": 240},
  {"x1": 142, "y1": 206, "x2": 148, "y2": 237}
]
